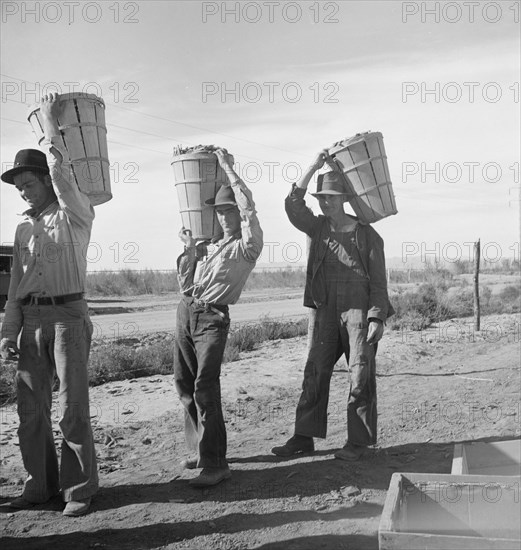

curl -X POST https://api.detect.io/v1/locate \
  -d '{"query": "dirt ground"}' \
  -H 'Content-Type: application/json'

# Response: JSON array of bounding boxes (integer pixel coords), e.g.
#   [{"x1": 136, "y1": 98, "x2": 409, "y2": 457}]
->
[{"x1": 0, "y1": 309, "x2": 520, "y2": 549}]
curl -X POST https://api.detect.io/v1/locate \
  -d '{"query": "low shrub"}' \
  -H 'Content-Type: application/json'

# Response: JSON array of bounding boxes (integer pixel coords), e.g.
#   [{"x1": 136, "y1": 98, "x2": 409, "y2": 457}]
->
[
  {"x1": 89, "y1": 336, "x2": 175, "y2": 384},
  {"x1": 86, "y1": 270, "x2": 178, "y2": 296},
  {"x1": 224, "y1": 316, "x2": 308, "y2": 362},
  {"x1": 484, "y1": 285, "x2": 521, "y2": 315},
  {"x1": 499, "y1": 285, "x2": 520, "y2": 302},
  {"x1": 389, "y1": 283, "x2": 452, "y2": 330},
  {"x1": 243, "y1": 268, "x2": 307, "y2": 290}
]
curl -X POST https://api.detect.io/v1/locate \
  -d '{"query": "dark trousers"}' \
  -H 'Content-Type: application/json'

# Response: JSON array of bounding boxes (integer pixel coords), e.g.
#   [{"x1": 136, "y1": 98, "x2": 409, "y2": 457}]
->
[
  {"x1": 174, "y1": 297, "x2": 230, "y2": 468},
  {"x1": 295, "y1": 305, "x2": 377, "y2": 446}
]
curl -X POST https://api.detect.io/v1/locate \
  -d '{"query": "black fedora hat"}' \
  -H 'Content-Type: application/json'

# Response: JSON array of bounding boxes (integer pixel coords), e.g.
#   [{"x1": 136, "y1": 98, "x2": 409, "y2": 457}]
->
[
  {"x1": 205, "y1": 185, "x2": 237, "y2": 207},
  {"x1": 1, "y1": 149, "x2": 50, "y2": 185},
  {"x1": 310, "y1": 171, "x2": 350, "y2": 198}
]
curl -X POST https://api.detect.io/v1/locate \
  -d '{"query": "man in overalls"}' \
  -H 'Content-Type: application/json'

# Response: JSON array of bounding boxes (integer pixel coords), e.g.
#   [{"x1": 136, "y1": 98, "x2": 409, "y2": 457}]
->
[{"x1": 272, "y1": 151, "x2": 393, "y2": 461}]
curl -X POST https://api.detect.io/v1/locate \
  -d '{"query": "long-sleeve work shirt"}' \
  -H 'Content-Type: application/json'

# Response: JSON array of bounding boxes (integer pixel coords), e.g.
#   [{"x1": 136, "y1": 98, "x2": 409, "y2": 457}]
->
[
  {"x1": 1, "y1": 136, "x2": 95, "y2": 341},
  {"x1": 285, "y1": 184, "x2": 393, "y2": 322},
  {"x1": 176, "y1": 179, "x2": 263, "y2": 305}
]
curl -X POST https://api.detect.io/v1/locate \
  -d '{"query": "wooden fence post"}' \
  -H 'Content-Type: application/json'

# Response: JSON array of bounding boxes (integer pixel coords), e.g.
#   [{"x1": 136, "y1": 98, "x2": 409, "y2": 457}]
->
[{"x1": 474, "y1": 239, "x2": 480, "y2": 331}]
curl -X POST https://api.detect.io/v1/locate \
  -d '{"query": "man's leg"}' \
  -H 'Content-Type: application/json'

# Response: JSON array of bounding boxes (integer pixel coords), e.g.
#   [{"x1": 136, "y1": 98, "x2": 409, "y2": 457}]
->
[
  {"x1": 343, "y1": 311, "x2": 377, "y2": 448},
  {"x1": 52, "y1": 301, "x2": 98, "y2": 502},
  {"x1": 174, "y1": 299, "x2": 200, "y2": 455},
  {"x1": 16, "y1": 308, "x2": 60, "y2": 503},
  {"x1": 272, "y1": 306, "x2": 344, "y2": 456},
  {"x1": 189, "y1": 307, "x2": 230, "y2": 468},
  {"x1": 294, "y1": 305, "x2": 343, "y2": 439}
]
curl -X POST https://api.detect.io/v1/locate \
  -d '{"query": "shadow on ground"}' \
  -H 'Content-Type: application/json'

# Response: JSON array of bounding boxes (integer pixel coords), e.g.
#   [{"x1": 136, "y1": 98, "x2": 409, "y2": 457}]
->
[{"x1": 0, "y1": 510, "x2": 380, "y2": 550}]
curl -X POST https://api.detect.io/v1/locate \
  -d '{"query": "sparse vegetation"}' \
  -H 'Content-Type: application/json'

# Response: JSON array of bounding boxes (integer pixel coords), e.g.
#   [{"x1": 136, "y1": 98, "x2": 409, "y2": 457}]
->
[
  {"x1": 244, "y1": 268, "x2": 306, "y2": 290},
  {"x1": 0, "y1": 316, "x2": 309, "y2": 405},
  {"x1": 223, "y1": 316, "x2": 308, "y2": 362},
  {"x1": 86, "y1": 269, "x2": 178, "y2": 296},
  {"x1": 85, "y1": 268, "x2": 308, "y2": 296}
]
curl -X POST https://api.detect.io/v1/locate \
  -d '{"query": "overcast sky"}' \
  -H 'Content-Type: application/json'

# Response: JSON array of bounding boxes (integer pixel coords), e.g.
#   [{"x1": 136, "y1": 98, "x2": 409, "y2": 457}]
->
[{"x1": 1, "y1": 0, "x2": 519, "y2": 270}]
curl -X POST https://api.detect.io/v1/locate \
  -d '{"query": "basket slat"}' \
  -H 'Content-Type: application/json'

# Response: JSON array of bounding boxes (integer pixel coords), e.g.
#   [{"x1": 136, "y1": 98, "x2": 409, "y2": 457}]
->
[
  {"x1": 171, "y1": 152, "x2": 230, "y2": 240},
  {"x1": 27, "y1": 93, "x2": 112, "y2": 206},
  {"x1": 79, "y1": 99, "x2": 105, "y2": 194},
  {"x1": 328, "y1": 132, "x2": 397, "y2": 223}
]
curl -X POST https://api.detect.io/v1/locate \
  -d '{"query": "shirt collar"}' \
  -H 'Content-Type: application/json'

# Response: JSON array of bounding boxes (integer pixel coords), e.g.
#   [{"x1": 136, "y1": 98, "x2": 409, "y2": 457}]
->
[
  {"x1": 212, "y1": 229, "x2": 241, "y2": 245},
  {"x1": 21, "y1": 199, "x2": 59, "y2": 220}
]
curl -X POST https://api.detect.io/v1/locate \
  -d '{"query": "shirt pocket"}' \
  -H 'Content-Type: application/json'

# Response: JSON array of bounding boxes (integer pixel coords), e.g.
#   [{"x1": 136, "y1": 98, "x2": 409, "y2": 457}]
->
[
  {"x1": 20, "y1": 244, "x2": 35, "y2": 269},
  {"x1": 213, "y1": 257, "x2": 239, "y2": 284}
]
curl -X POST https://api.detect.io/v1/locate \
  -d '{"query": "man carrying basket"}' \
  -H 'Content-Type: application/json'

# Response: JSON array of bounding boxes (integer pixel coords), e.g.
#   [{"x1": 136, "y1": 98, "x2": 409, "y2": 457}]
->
[
  {"x1": 271, "y1": 150, "x2": 393, "y2": 461},
  {"x1": 0, "y1": 93, "x2": 98, "y2": 516},
  {"x1": 175, "y1": 149, "x2": 263, "y2": 487}
]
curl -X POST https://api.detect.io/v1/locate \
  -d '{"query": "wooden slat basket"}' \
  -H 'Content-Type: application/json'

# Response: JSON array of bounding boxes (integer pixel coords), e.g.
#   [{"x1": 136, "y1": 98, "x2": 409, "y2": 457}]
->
[
  {"x1": 27, "y1": 92, "x2": 112, "y2": 206},
  {"x1": 171, "y1": 150, "x2": 229, "y2": 240},
  {"x1": 327, "y1": 131, "x2": 397, "y2": 223}
]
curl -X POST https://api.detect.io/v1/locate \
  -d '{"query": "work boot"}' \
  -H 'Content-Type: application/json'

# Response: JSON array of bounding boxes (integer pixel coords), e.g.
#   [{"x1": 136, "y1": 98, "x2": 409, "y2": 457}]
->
[
  {"x1": 189, "y1": 466, "x2": 231, "y2": 487},
  {"x1": 9, "y1": 493, "x2": 58, "y2": 510},
  {"x1": 271, "y1": 434, "x2": 314, "y2": 457},
  {"x1": 62, "y1": 498, "x2": 92, "y2": 517},
  {"x1": 9, "y1": 496, "x2": 40, "y2": 510},
  {"x1": 334, "y1": 443, "x2": 365, "y2": 461}
]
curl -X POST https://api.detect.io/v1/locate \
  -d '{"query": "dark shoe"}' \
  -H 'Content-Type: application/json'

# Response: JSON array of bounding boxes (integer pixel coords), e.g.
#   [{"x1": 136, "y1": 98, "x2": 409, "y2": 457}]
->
[
  {"x1": 9, "y1": 496, "x2": 40, "y2": 510},
  {"x1": 189, "y1": 467, "x2": 231, "y2": 488},
  {"x1": 181, "y1": 457, "x2": 198, "y2": 470},
  {"x1": 62, "y1": 498, "x2": 91, "y2": 517},
  {"x1": 334, "y1": 443, "x2": 365, "y2": 461},
  {"x1": 271, "y1": 435, "x2": 314, "y2": 457}
]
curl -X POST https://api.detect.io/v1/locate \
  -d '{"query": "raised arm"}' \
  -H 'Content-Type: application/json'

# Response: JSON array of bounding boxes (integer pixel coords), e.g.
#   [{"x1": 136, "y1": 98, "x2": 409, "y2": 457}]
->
[
  {"x1": 176, "y1": 227, "x2": 199, "y2": 294},
  {"x1": 295, "y1": 150, "x2": 327, "y2": 191},
  {"x1": 284, "y1": 151, "x2": 327, "y2": 236},
  {"x1": 214, "y1": 149, "x2": 263, "y2": 262}
]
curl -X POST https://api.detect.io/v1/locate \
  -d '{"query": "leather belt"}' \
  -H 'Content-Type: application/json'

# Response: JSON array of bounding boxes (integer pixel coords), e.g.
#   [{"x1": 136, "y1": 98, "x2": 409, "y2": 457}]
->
[
  {"x1": 190, "y1": 297, "x2": 228, "y2": 319},
  {"x1": 21, "y1": 292, "x2": 84, "y2": 306}
]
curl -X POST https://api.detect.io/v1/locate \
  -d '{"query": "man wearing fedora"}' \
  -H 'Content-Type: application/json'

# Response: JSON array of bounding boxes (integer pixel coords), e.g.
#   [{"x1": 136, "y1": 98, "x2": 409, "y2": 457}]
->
[
  {"x1": 175, "y1": 148, "x2": 263, "y2": 487},
  {"x1": 0, "y1": 93, "x2": 97, "y2": 516},
  {"x1": 271, "y1": 151, "x2": 393, "y2": 461}
]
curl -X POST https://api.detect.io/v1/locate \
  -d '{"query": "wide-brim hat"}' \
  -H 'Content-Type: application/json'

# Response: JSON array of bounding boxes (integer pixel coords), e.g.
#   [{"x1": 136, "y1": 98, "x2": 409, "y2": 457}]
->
[
  {"x1": 205, "y1": 185, "x2": 237, "y2": 207},
  {"x1": 310, "y1": 171, "x2": 350, "y2": 198},
  {"x1": 1, "y1": 149, "x2": 49, "y2": 184}
]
